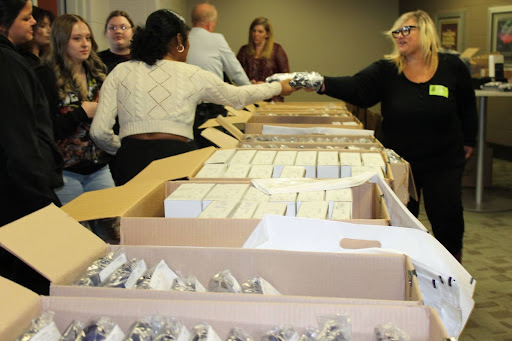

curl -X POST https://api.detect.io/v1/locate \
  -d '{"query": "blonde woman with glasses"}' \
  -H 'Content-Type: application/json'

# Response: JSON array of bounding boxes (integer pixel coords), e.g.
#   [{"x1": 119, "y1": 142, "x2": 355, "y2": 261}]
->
[{"x1": 311, "y1": 10, "x2": 477, "y2": 263}]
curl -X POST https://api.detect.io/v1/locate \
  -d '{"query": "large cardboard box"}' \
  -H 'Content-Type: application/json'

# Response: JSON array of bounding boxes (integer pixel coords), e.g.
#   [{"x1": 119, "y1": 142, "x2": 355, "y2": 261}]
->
[
  {"x1": 0, "y1": 205, "x2": 420, "y2": 305},
  {"x1": 199, "y1": 112, "x2": 364, "y2": 133},
  {"x1": 0, "y1": 276, "x2": 448, "y2": 341}
]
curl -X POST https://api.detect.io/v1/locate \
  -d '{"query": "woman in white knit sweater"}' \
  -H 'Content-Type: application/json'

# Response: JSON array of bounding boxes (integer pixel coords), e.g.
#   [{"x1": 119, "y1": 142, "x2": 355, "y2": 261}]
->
[{"x1": 91, "y1": 9, "x2": 293, "y2": 185}]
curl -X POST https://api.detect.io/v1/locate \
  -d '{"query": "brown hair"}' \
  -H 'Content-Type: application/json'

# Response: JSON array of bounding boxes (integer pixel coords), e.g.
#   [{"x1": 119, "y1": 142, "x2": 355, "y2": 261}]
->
[
  {"x1": 46, "y1": 14, "x2": 107, "y2": 101},
  {"x1": 103, "y1": 10, "x2": 134, "y2": 34}
]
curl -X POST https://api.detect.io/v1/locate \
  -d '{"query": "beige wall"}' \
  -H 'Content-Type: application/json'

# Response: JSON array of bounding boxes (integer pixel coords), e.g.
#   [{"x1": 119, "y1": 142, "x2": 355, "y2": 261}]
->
[
  {"x1": 185, "y1": 0, "x2": 399, "y2": 104},
  {"x1": 399, "y1": 0, "x2": 512, "y2": 146}
]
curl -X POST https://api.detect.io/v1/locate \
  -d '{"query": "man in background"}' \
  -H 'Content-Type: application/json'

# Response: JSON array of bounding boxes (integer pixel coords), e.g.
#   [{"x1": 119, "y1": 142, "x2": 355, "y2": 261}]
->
[
  {"x1": 187, "y1": 3, "x2": 252, "y2": 148},
  {"x1": 187, "y1": 2, "x2": 251, "y2": 86}
]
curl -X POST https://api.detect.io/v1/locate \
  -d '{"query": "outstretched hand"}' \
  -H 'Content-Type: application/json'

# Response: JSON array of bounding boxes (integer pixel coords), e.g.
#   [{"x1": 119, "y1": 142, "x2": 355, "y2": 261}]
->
[{"x1": 280, "y1": 79, "x2": 299, "y2": 96}]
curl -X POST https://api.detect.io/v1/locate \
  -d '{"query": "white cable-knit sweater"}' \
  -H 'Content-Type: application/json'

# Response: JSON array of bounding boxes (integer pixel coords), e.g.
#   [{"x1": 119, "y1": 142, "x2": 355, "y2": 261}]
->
[{"x1": 90, "y1": 59, "x2": 281, "y2": 155}]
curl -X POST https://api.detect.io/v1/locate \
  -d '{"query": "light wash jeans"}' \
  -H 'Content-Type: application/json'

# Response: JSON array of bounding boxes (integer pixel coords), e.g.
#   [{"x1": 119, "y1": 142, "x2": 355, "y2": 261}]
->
[{"x1": 55, "y1": 165, "x2": 115, "y2": 205}]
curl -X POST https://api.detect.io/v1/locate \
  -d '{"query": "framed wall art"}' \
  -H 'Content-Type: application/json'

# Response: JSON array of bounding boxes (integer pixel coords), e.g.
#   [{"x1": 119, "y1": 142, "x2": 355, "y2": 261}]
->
[
  {"x1": 436, "y1": 11, "x2": 465, "y2": 52},
  {"x1": 488, "y1": 5, "x2": 512, "y2": 66}
]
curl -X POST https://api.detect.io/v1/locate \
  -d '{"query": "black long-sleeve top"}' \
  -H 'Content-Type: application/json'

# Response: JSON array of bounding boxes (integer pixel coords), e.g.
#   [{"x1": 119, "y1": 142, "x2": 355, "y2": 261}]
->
[
  {"x1": 0, "y1": 35, "x2": 61, "y2": 225},
  {"x1": 320, "y1": 53, "x2": 477, "y2": 172}
]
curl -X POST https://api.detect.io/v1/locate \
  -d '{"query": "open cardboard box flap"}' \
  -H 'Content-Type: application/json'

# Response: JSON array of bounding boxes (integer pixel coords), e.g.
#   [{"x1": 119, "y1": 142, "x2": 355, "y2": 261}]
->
[
  {"x1": 0, "y1": 276, "x2": 448, "y2": 341},
  {"x1": 199, "y1": 109, "x2": 252, "y2": 129},
  {"x1": 0, "y1": 277, "x2": 42, "y2": 341},
  {"x1": 61, "y1": 147, "x2": 215, "y2": 222},
  {"x1": 0, "y1": 204, "x2": 107, "y2": 285}
]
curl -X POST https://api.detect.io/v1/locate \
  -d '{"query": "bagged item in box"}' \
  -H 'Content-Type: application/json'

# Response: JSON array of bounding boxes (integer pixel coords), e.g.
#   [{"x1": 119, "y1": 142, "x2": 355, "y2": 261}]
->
[
  {"x1": 16, "y1": 311, "x2": 61, "y2": 341},
  {"x1": 135, "y1": 260, "x2": 179, "y2": 291},
  {"x1": 155, "y1": 317, "x2": 190, "y2": 341},
  {"x1": 226, "y1": 327, "x2": 253, "y2": 341},
  {"x1": 316, "y1": 315, "x2": 351, "y2": 341},
  {"x1": 208, "y1": 269, "x2": 242, "y2": 293},
  {"x1": 241, "y1": 277, "x2": 281, "y2": 295},
  {"x1": 102, "y1": 258, "x2": 146, "y2": 289},
  {"x1": 59, "y1": 320, "x2": 83, "y2": 341},
  {"x1": 262, "y1": 325, "x2": 299, "y2": 341},
  {"x1": 125, "y1": 316, "x2": 166, "y2": 341},
  {"x1": 73, "y1": 248, "x2": 127, "y2": 287},
  {"x1": 298, "y1": 328, "x2": 319, "y2": 341},
  {"x1": 172, "y1": 274, "x2": 207, "y2": 292},
  {"x1": 189, "y1": 323, "x2": 222, "y2": 341},
  {"x1": 373, "y1": 323, "x2": 410, "y2": 341},
  {"x1": 76, "y1": 317, "x2": 124, "y2": 341}
]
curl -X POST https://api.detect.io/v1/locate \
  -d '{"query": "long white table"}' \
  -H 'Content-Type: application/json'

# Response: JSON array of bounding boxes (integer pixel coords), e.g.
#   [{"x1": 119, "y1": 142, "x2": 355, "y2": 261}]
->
[{"x1": 462, "y1": 90, "x2": 512, "y2": 212}]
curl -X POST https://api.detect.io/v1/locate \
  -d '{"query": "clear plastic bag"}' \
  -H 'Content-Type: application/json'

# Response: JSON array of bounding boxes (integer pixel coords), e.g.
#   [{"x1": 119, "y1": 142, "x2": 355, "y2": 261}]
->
[
  {"x1": 172, "y1": 274, "x2": 206, "y2": 292},
  {"x1": 189, "y1": 323, "x2": 222, "y2": 341},
  {"x1": 208, "y1": 269, "x2": 242, "y2": 293},
  {"x1": 73, "y1": 248, "x2": 126, "y2": 287},
  {"x1": 75, "y1": 316, "x2": 124, "y2": 341},
  {"x1": 135, "y1": 260, "x2": 178, "y2": 291},
  {"x1": 225, "y1": 327, "x2": 253, "y2": 341},
  {"x1": 102, "y1": 258, "x2": 146, "y2": 289},
  {"x1": 316, "y1": 314, "x2": 351, "y2": 341},
  {"x1": 59, "y1": 320, "x2": 83, "y2": 341},
  {"x1": 16, "y1": 311, "x2": 61, "y2": 341},
  {"x1": 125, "y1": 315, "x2": 166, "y2": 341},
  {"x1": 298, "y1": 327, "x2": 319, "y2": 341},
  {"x1": 241, "y1": 277, "x2": 280, "y2": 295},
  {"x1": 262, "y1": 324, "x2": 299, "y2": 341},
  {"x1": 373, "y1": 323, "x2": 410, "y2": 341},
  {"x1": 155, "y1": 317, "x2": 190, "y2": 341}
]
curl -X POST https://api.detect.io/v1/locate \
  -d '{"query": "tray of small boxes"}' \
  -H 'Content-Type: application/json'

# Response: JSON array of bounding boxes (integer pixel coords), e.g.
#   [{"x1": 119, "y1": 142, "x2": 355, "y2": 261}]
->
[
  {"x1": 164, "y1": 179, "x2": 389, "y2": 225},
  {"x1": 192, "y1": 149, "x2": 389, "y2": 181}
]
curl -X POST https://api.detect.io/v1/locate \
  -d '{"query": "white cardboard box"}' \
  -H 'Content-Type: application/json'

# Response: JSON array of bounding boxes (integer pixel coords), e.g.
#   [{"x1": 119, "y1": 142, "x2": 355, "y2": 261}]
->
[
  {"x1": 222, "y1": 164, "x2": 251, "y2": 178},
  {"x1": 247, "y1": 165, "x2": 274, "y2": 179},
  {"x1": 317, "y1": 151, "x2": 340, "y2": 179},
  {"x1": 294, "y1": 151, "x2": 317, "y2": 178},
  {"x1": 164, "y1": 183, "x2": 215, "y2": 218},
  {"x1": 252, "y1": 202, "x2": 288, "y2": 219},
  {"x1": 251, "y1": 150, "x2": 277, "y2": 165},
  {"x1": 204, "y1": 149, "x2": 236, "y2": 164},
  {"x1": 194, "y1": 163, "x2": 228, "y2": 178},
  {"x1": 279, "y1": 166, "x2": 306, "y2": 178},
  {"x1": 198, "y1": 201, "x2": 238, "y2": 218},
  {"x1": 296, "y1": 201, "x2": 329, "y2": 219},
  {"x1": 229, "y1": 150, "x2": 257, "y2": 164},
  {"x1": 273, "y1": 151, "x2": 298, "y2": 177}
]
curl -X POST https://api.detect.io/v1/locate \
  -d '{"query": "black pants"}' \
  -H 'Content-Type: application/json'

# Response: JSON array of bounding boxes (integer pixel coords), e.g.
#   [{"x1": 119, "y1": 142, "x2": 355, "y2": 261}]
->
[
  {"x1": 109, "y1": 137, "x2": 197, "y2": 186},
  {"x1": 193, "y1": 103, "x2": 228, "y2": 149},
  {"x1": 407, "y1": 166, "x2": 465, "y2": 255}
]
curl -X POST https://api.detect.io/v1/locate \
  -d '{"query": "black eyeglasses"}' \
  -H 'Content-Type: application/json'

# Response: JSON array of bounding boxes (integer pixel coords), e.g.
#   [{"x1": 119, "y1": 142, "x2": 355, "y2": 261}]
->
[{"x1": 391, "y1": 25, "x2": 417, "y2": 38}]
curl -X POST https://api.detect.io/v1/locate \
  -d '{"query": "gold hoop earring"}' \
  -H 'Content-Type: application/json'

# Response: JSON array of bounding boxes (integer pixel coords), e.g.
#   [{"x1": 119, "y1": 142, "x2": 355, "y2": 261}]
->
[{"x1": 177, "y1": 44, "x2": 185, "y2": 53}]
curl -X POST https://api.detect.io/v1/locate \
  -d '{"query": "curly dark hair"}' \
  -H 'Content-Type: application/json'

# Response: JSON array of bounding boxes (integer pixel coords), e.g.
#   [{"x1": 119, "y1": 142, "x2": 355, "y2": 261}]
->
[
  {"x1": 131, "y1": 9, "x2": 189, "y2": 65},
  {"x1": 32, "y1": 6, "x2": 55, "y2": 25}
]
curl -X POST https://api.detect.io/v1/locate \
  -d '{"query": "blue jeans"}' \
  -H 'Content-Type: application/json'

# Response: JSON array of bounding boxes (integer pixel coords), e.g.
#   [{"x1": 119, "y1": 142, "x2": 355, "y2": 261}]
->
[{"x1": 55, "y1": 165, "x2": 115, "y2": 205}]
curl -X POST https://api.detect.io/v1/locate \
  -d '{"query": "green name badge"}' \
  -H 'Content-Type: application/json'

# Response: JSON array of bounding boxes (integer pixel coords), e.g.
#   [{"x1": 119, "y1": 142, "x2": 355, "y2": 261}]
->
[{"x1": 429, "y1": 85, "x2": 449, "y2": 98}]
